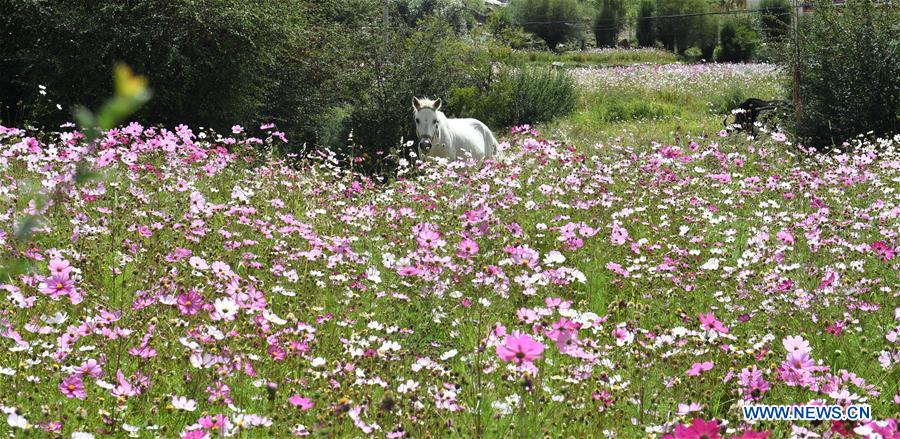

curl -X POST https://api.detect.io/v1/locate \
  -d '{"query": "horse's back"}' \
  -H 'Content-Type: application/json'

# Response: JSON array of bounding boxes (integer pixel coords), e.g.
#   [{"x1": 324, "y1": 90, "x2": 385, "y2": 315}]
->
[{"x1": 448, "y1": 118, "x2": 496, "y2": 160}]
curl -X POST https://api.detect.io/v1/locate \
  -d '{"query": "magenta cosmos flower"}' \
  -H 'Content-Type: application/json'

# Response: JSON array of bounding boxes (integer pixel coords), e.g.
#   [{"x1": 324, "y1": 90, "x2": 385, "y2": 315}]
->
[
  {"x1": 176, "y1": 290, "x2": 204, "y2": 315},
  {"x1": 59, "y1": 374, "x2": 86, "y2": 400},
  {"x1": 670, "y1": 418, "x2": 721, "y2": 439},
  {"x1": 496, "y1": 333, "x2": 545, "y2": 364},
  {"x1": 288, "y1": 394, "x2": 314, "y2": 411},
  {"x1": 698, "y1": 312, "x2": 729, "y2": 334}
]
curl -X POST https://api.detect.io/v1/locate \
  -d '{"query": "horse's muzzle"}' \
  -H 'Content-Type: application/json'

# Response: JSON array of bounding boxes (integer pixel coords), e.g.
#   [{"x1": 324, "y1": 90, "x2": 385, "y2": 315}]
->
[{"x1": 418, "y1": 138, "x2": 432, "y2": 153}]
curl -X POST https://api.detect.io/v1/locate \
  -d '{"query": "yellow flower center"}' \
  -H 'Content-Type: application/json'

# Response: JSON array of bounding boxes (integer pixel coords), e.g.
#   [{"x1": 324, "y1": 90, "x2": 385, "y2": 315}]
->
[{"x1": 67, "y1": 384, "x2": 75, "y2": 391}]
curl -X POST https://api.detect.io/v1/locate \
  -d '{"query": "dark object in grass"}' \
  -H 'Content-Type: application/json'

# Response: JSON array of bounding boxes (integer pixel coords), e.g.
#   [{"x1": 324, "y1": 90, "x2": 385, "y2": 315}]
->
[{"x1": 724, "y1": 98, "x2": 791, "y2": 134}]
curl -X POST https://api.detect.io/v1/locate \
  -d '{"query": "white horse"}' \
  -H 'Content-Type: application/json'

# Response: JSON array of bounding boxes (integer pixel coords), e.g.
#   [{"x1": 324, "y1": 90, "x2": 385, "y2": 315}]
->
[{"x1": 412, "y1": 97, "x2": 498, "y2": 163}]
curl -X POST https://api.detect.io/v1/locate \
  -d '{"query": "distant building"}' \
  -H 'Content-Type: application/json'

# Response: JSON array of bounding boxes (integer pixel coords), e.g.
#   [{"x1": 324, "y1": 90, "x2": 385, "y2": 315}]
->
[{"x1": 484, "y1": 0, "x2": 507, "y2": 7}]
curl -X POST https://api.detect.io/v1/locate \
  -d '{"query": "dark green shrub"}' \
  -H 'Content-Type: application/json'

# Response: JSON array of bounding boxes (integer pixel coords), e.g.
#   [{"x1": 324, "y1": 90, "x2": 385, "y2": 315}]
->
[
  {"x1": 510, "y1": 0, "x2": 582, "y2": 51},
  {"x1": 793, "y1": 0, "x2": 899, "y2": 149},
  {"x1": 636, "y1": 0, "x2": 657, "y2": 48},
  {"x1": 594, "y1": 0, "x2": 626, "y2": 48},
  {"x1": 656, "y1": 0, "x2": 718, "y2": 58},
  {"x1": 759, "y1": 0, "x2": 791, "y2": 42},
  {"x1": 716, "y1": 17, "x2": 760, "y2": 62},
  {"x1": 0, "y1": 0, "x2": 372, "y2": 146}
]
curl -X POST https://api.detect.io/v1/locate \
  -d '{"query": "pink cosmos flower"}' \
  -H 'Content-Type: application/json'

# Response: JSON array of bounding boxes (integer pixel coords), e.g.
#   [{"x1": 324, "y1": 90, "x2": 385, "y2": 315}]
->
[
  {"x1": 176, "y1": 290, "x2": 204, "y2": 315},
  {"x1": 496, "y1": 333, "x2": 545, "y2": 364},
  {"x1": 198, "y1": 414, "x2": 230, "y2": 433},
  {"x1": 782, "y1": 335, "x2": 811, "y2": 354},
  {"x1": 397, "y1": 266, "x2": 420, "y2": 277},
  {"x1": 672, "y1": 418, "x2": 720, "y2": 439},
  {"x1": 456, "y1": 238, "x2": 479, "y2": 257},
  {"x1": 676, "y1": 402, "x2": 703, "y2": 415},
  {"x1": 784, "y1": 350, "x2": 814, "y2": 371},
  {"x1": 59, "y1": 374, "x2": 86, "y2": 400},
  {"x1": 41, "y1": 275, "x2": 74, "y2": 299},
  {"x1": 733, "y1": 430, "x2": 771, "y2": 439},
  {"x1": 416, "y1": 227, "x2": 441, "y2": 249},
  {"x1": 686, "y1": 361, "x2": 714, "y2": 377},
  {"x1": 738, "y1": 365, "x2": 769, "y2": 401},
  {"x1": 610, "y1": 223, "x2": 629, "y2": 245},
  {"x1": 698, "y1": 312, "x2": 729, "y2": 334},
  {"x1": 48, "y1": 258, "x2": 73, "y2": 277},
  {"x1": 75, "y1": 359, "x2": 104, "y2": 379},
  {"x1": 288, "y1": 394, "x2": 314, "y2": 411}
]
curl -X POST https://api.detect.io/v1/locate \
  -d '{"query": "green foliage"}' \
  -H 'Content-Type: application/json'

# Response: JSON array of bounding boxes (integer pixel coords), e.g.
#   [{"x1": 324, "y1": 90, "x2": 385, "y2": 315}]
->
[
  {"x1": 656, "y1": 0, "x2": 718, "y2": 58},
  {"x1": 716, "y1": 17, "x2": 760, "y2": 62},
  {"x1": 449, "y1": 66, "x2": 577, "y2": 127},
  {"x1": 0, "y1": 0, "x2": 371, "y2": 147},
  {"x1": 759, "y1": 0, "x2": 791, "y2": 41},
  {"x1": 793, "y1": 0, "x2": 900, "y2": 149},
  {"x1": 594, "y1": 0, "x2": 626, "y2": 47},
  {"x1": 392, "y1": 0, "x2": 480, "y2": 33},
  {"x1": 636, "y1": 0, "x2": 657, "y2": 48},
  {"x1": 510, "y1": 0, "x2": 583, "y2": 51}
]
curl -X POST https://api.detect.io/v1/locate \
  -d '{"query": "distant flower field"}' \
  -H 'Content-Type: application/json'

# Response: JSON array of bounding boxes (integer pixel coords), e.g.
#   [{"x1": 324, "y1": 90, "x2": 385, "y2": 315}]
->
[{"x1": 0, "y1": 115, "x2": 898, "y2": 437}]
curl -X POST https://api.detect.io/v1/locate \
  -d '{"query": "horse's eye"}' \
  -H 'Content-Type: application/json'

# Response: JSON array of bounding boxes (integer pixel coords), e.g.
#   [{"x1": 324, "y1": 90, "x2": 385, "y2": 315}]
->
[{"x1": 416, "y1": 118, "x2": 420, "y2": 123}]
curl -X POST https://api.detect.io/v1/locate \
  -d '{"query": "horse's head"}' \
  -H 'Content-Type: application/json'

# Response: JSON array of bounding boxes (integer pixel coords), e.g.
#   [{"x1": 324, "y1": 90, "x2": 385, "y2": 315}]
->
[{"x1": 412, "y1": 97, "x2": 442, "y2": 153}]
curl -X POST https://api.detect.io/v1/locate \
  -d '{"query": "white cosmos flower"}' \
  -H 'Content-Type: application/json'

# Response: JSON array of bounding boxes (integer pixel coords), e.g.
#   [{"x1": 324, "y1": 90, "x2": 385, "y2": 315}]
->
[
  {"x1": 7, "y1": 412, "x2": 28, "y2": 429},
  {"x1": 262, "y1": 309, "x2": 287, "y2": 325},
  {"x1": 214, "y1": 298, "x2": 239, "y2": 319},
  {"x1": 700, "y1": 258, "x2": 720, "y2": 270},
  {"x1": 172, "y1": 395, "x2": 197, "y2": 412}
]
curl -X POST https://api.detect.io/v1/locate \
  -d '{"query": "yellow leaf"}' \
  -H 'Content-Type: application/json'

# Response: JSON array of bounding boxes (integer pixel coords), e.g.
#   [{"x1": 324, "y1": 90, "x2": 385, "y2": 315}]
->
[{"x1": 114, "y1": 63, "x2": 148, "y2": 99}]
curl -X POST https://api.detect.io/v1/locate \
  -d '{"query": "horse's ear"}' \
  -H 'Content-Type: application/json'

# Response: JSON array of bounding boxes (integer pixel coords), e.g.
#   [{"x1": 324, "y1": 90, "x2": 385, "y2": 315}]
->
[
  {"x1": 434, "y1": 98, "x2": 442, "y2": 111},
  {"x1": 412, "y1": 97, "x2": 421, "y2": 111}
]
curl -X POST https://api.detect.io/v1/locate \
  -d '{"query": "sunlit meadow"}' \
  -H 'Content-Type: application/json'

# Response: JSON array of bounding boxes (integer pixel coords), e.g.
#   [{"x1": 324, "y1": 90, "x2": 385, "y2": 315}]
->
[{"x1": 0, "y1": 64, "x2": 898, "y2": 438}]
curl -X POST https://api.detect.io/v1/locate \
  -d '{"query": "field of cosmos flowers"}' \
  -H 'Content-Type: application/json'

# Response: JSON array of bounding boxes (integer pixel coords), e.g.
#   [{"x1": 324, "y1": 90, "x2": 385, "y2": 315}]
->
[{"x1": 0, "y1": 63, "x2": 898, "y2": 438}]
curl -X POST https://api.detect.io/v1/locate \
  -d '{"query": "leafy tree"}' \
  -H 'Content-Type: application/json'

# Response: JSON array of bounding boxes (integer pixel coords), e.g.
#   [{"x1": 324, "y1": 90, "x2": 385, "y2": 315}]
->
[
  {"x1": 759, "y1": 0, "x2": 791, "y2": 41},
  {"x1": 656, "y1": 0, "x2": 717, "y2": 58},
  {"x1": 717, "y1": 17, "x2": 759, "y2": 62},
  {"x1": 793, "y1": 0, "x2": 899, "y2": 149},
  {"x1": 594, "y1": 0, "x2": 626, "y2": 47},
  {"x1": 635, "y1": 0, "x2": 657, "y2": 47},
  {"x1": 510, "y1": 0, "x2": 582, "y2": 51}
]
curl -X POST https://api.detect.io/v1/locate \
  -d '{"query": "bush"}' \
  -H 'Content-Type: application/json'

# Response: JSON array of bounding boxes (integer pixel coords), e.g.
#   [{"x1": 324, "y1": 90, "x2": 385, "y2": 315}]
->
[
  {"x1": 594, "y1": 0, "x2": 626, "y2": 48},
  {"x1": 510, "y1": 0, "x2": 582, "y2": 51},
  {"x1": 449, "y1": 66, "x2": 577, "y2": 127},
  {"x1": 636, "y1": 0, "x2": 657, "y2": 48},
  {"x1": 656, "y1": 0, "x2": 718, "y2": 58},
  {"x1": 759, "y1": 0, "x2": 791, "y2": 42},
  {"x1": 717, "y1": 17, "x2": 760, "y2": 62},
  {"x1": 793, "y1": 0, "x2": 899, "y2": 149}
]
